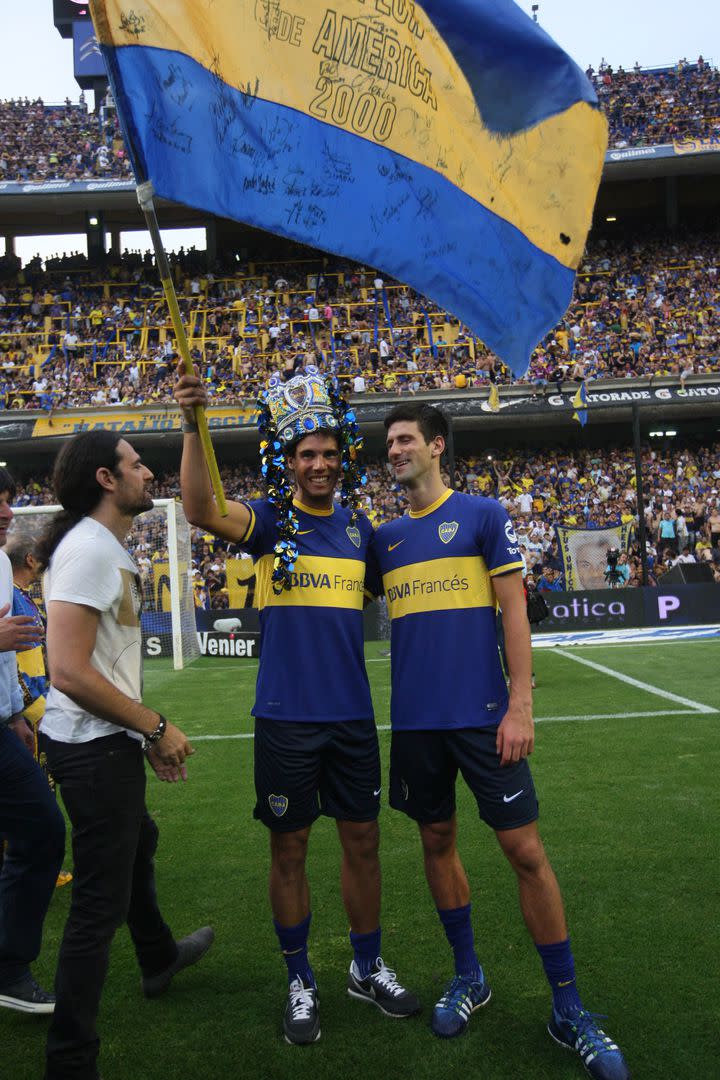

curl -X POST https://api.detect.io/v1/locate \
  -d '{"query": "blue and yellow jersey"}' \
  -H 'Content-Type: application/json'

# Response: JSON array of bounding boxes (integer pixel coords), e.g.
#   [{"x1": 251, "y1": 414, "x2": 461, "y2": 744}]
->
[
  {"x1": 241, "y1": 498, "x2": 376, "y2": 723},
  {"x1": 12, "y1": 584, "x2": 48, "y2": 727},
  {"x1": 372, "y1": 490, "x2": 524, "y2": 732}
]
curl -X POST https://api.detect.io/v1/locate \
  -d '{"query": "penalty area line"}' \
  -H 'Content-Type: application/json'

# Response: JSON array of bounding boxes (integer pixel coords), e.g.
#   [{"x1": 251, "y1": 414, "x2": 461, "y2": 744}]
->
[{"x1": 556, "y1": 649, "x2": 718, "y2": 714}]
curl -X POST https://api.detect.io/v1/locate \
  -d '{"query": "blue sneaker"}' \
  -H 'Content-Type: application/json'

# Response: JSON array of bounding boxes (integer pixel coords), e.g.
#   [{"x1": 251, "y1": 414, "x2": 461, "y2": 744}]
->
[
  {"x1": 430, "y1": 974, "x2": 491, "y2": 1038},
  {"x1": 548, "y1": 1007, "x2": 630, "y2": 1079}
]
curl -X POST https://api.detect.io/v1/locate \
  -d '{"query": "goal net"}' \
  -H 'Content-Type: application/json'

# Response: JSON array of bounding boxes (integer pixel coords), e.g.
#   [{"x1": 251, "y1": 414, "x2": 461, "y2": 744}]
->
[{"x1": 12, "y1": 499, "x2": 200, "y2": 670}]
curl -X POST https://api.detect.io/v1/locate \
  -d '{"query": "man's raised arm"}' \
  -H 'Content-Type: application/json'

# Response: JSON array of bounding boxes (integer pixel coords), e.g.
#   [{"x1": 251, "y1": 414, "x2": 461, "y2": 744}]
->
[{"x1": 174, "y1": 362, "x2": 253, "y2": 544}]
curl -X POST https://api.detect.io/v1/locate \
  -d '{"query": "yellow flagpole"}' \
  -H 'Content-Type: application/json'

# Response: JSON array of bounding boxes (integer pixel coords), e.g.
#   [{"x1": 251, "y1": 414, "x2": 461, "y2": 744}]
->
[{"x1": 136, "y1": 182, "x2": 227, "y2": 515}]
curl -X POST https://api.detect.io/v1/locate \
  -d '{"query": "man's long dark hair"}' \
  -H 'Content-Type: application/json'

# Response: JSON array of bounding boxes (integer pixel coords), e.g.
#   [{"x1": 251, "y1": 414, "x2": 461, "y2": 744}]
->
[
  {"x1": 0, "y1": 466, "x2": 17, "y2": 501},
  {"x1": 38, "y1": 431, "x2": 124, "y2": 565}
]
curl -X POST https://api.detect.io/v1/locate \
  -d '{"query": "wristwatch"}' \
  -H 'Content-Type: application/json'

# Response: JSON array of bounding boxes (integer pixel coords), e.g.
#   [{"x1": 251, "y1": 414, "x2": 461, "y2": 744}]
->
[{"x1": 142, "y1": 714, "x2": 167, "y2": 752}]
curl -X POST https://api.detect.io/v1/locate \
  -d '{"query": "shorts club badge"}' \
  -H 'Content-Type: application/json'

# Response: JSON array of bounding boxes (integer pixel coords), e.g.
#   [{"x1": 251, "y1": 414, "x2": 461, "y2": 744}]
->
[{"x1": 268, "y1": 793, "x2": 289, "y2": 817}]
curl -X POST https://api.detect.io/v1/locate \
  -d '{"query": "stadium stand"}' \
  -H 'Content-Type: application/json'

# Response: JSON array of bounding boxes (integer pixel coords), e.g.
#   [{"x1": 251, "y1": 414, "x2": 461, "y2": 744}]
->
[
  {"x1": 1, "y1": 59, "x2": 716, "y2": 184},
  {"x1": 12, "y1": 444, "x2": 720, "y2": 600},
  {"x1": 588, "y1": 57, "x2": 720, "y2": 147},
  {"x1": 0, "y1": 97, "x2": 132, "y2": 182},
  {"x1": 0, "y1": 230, "x2": 718, "y2": 409}
]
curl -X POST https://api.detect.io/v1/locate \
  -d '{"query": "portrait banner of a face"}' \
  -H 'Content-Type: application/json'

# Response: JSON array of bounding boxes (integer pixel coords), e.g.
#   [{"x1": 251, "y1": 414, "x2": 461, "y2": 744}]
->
[{"x1": 556, "y1": 523, "x2": 634, "y2": 591}]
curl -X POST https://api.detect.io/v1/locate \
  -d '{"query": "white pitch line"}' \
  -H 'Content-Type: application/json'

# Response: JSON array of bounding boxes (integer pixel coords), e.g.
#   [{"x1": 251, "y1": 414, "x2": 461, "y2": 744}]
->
[
  {"x1": 556, "y1": 649, "x2": 718, "y2": 714},
  {"x1": 533, "y1": 709, "x2": 707, "y2": 723},
  {"x1": 188, "y1": 708, "x2": 711, "y2": 742}
]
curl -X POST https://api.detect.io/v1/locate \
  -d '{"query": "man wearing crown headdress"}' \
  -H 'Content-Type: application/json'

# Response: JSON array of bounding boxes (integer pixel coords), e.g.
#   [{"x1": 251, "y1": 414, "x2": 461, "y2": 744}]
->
[{"x1": 174, "y1": 364, "x2": 420, "y2": 1045}]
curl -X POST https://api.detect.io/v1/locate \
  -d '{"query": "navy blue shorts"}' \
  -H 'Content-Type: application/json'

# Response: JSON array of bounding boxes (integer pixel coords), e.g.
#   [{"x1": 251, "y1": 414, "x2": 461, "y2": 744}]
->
[
  {"x1": 253, "y1": 716, "x2": 381, "y2": 833},
  {"x1": 389, "y1": 726, "x2": 539, "y2": 830}
]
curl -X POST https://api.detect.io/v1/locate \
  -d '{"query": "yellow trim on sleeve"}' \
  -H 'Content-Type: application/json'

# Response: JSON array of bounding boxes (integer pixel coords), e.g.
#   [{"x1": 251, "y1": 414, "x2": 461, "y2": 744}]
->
[
  {"x1": 488, "y1": 561, "x2": 525, "y2": 577},
  {"x1": 240, "y1": 504, "x2": 256, "y2": 544},
  {"x1": 408, "y1": 488, "x2": 453, "y2": 519}
]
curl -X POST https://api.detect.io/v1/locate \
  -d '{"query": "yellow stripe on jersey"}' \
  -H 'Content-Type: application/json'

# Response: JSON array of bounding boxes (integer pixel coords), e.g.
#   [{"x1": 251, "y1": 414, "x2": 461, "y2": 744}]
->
[
  {"x1": 255, "y1": 555, "x2": 366, "y2": 611},
  {"x1": 17, "y1": 645, "x2": 45, "y2": 679},
  {"x1": 383, "y1": 556, "x2": 496, "y2": 620},
  {"x1": 24, "y1": 695, "x2": 46, "y2": 727}
]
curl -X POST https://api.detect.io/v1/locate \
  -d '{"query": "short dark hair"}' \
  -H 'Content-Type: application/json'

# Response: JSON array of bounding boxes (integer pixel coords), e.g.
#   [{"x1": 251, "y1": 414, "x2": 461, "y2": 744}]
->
[
  {"x1": 383, "y1": 402, "x2": 448, "y2": 444},
  {"x1": 0, "y1": 467, "x2": 17, "y2": 501}
]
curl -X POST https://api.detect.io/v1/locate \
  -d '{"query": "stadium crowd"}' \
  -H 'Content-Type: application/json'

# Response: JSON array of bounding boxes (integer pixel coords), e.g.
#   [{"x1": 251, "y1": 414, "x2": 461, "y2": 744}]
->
[
  {"x1": 589, "y1": 57, "x2": 720, "y2": 147},
  {"x1": 1, "y1": 58, "x2": 716, "y2": 185},
  {"x1": 0, "y1": 230, "x2": 718, "y2": 410},
  {"x1": 0, "y1": 98, "x2": 132, "y2": 183},
  {"x1": 13, "y1": 442, "x2": 720, "y2": 601}
]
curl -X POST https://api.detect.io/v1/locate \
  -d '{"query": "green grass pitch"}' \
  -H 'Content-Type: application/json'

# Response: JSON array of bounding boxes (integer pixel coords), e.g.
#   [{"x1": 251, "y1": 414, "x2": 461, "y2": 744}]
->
[{"x1": 3, "y1": 640, "x2": 719, "y2": 1080}]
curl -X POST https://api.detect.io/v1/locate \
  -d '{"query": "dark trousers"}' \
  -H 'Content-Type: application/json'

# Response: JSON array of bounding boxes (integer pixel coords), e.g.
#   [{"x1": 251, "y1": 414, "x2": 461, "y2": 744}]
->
[
  {"x1": 44, "y1": 733, "x2": 177, "y2": 1080},
  {"x1": 0, "y1": 724, "x2": 65, "y2": 985}
]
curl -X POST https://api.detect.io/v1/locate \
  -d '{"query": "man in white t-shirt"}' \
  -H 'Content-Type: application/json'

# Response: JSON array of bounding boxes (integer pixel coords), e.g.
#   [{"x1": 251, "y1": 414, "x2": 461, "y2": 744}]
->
[{"x1": 40, "y1": 432, "x2": 213, "y2": 1080}]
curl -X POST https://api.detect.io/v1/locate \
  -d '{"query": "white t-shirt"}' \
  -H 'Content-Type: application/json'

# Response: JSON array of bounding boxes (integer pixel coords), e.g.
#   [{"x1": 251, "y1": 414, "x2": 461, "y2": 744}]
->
[{"x1": 42, "y1": 518, "x2": 143, "y2": 744}]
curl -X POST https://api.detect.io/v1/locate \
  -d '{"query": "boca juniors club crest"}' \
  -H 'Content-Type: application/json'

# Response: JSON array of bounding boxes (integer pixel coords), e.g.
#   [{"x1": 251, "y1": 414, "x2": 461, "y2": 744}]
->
[
  {"x1": 346, "y1": 525, "x2": 361, "y2": 549},
  {"x1": 438, "y1": 521, "x2": 459, "y2": 544},
  {"x1": 268, "y1": 794, "x2": 289, "y2": 817}
]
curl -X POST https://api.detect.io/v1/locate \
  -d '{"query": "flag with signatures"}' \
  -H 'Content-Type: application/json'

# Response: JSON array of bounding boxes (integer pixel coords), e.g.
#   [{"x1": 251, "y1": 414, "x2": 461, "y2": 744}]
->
[{"x1": 89, "y1": 0, "x2": 606, "y2": 376}]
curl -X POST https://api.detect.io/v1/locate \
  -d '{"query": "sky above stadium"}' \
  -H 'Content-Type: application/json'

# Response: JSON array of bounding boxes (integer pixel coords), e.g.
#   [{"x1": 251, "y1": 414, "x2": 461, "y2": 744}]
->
[{"x1": 0, "y1": 1, "x2": 717, "y2": 103}]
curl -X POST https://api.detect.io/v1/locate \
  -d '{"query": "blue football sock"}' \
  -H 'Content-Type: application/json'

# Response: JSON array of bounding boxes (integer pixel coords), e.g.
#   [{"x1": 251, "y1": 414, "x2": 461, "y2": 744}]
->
[
  {"x1": 350, "y1": 927, "x2": 381, "y2": 979},
  {"x1": 273, "y1": 913, "x2": 315, "y2": 987},
  {"x1": 437, "y1": 904, "x2": 482, "y2": 980},
  {"x1": 536, "y1": 938, "x2": 582, "y2": 1014}
]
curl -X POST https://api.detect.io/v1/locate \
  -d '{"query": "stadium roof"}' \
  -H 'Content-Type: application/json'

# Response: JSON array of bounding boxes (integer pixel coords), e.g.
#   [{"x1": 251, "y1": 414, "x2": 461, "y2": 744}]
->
[{"x1": 0, "y1": 144, "x2": 718, "y2": 238}]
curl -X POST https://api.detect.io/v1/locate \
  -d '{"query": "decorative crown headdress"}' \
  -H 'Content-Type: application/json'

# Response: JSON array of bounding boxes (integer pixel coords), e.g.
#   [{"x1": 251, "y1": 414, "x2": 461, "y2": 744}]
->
[
  {"x1": 264, "y1": 368, "x2": 339, "y2": 445},
  {"x1": 257, "y1": 367, "x2": 366, "y2": 593}
]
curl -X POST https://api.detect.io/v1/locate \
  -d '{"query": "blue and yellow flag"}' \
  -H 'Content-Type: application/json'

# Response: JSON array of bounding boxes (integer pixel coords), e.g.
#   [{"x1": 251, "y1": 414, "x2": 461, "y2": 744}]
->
[
  {"x1": 89, "y1": 0, "x2": 606, "y2": 376},
  {"x1": 572, "y1": 381, "x2": 589, "y2": 426}
]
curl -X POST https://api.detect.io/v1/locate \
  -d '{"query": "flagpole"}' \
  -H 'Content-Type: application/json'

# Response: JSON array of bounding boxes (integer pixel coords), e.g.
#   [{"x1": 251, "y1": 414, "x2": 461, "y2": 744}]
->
[
  {"x1": 440, "y1": 409, "x2": 456, "y2": 489},
  {"x1": 632, "y1": 404, "x2": 649, "y2": 587},
  {"x1": 136, "y1": 182, "x2": 228, "y2": 516}
]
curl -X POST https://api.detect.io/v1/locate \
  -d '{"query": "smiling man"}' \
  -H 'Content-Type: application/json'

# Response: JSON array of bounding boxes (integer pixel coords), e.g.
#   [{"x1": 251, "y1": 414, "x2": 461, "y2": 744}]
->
[
  {"x1": 371, "y1": 403, "x2": 628, "y2": 1080},
  {"x1": 174, "y1": 365, "x2": 419, "y2": 1045}
]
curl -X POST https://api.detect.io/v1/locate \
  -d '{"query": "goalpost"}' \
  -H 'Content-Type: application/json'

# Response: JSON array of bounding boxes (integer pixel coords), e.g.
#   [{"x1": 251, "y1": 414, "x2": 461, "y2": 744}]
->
[{"x1": 12, "y1": 499, "x2": 200, "y2": 670}]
